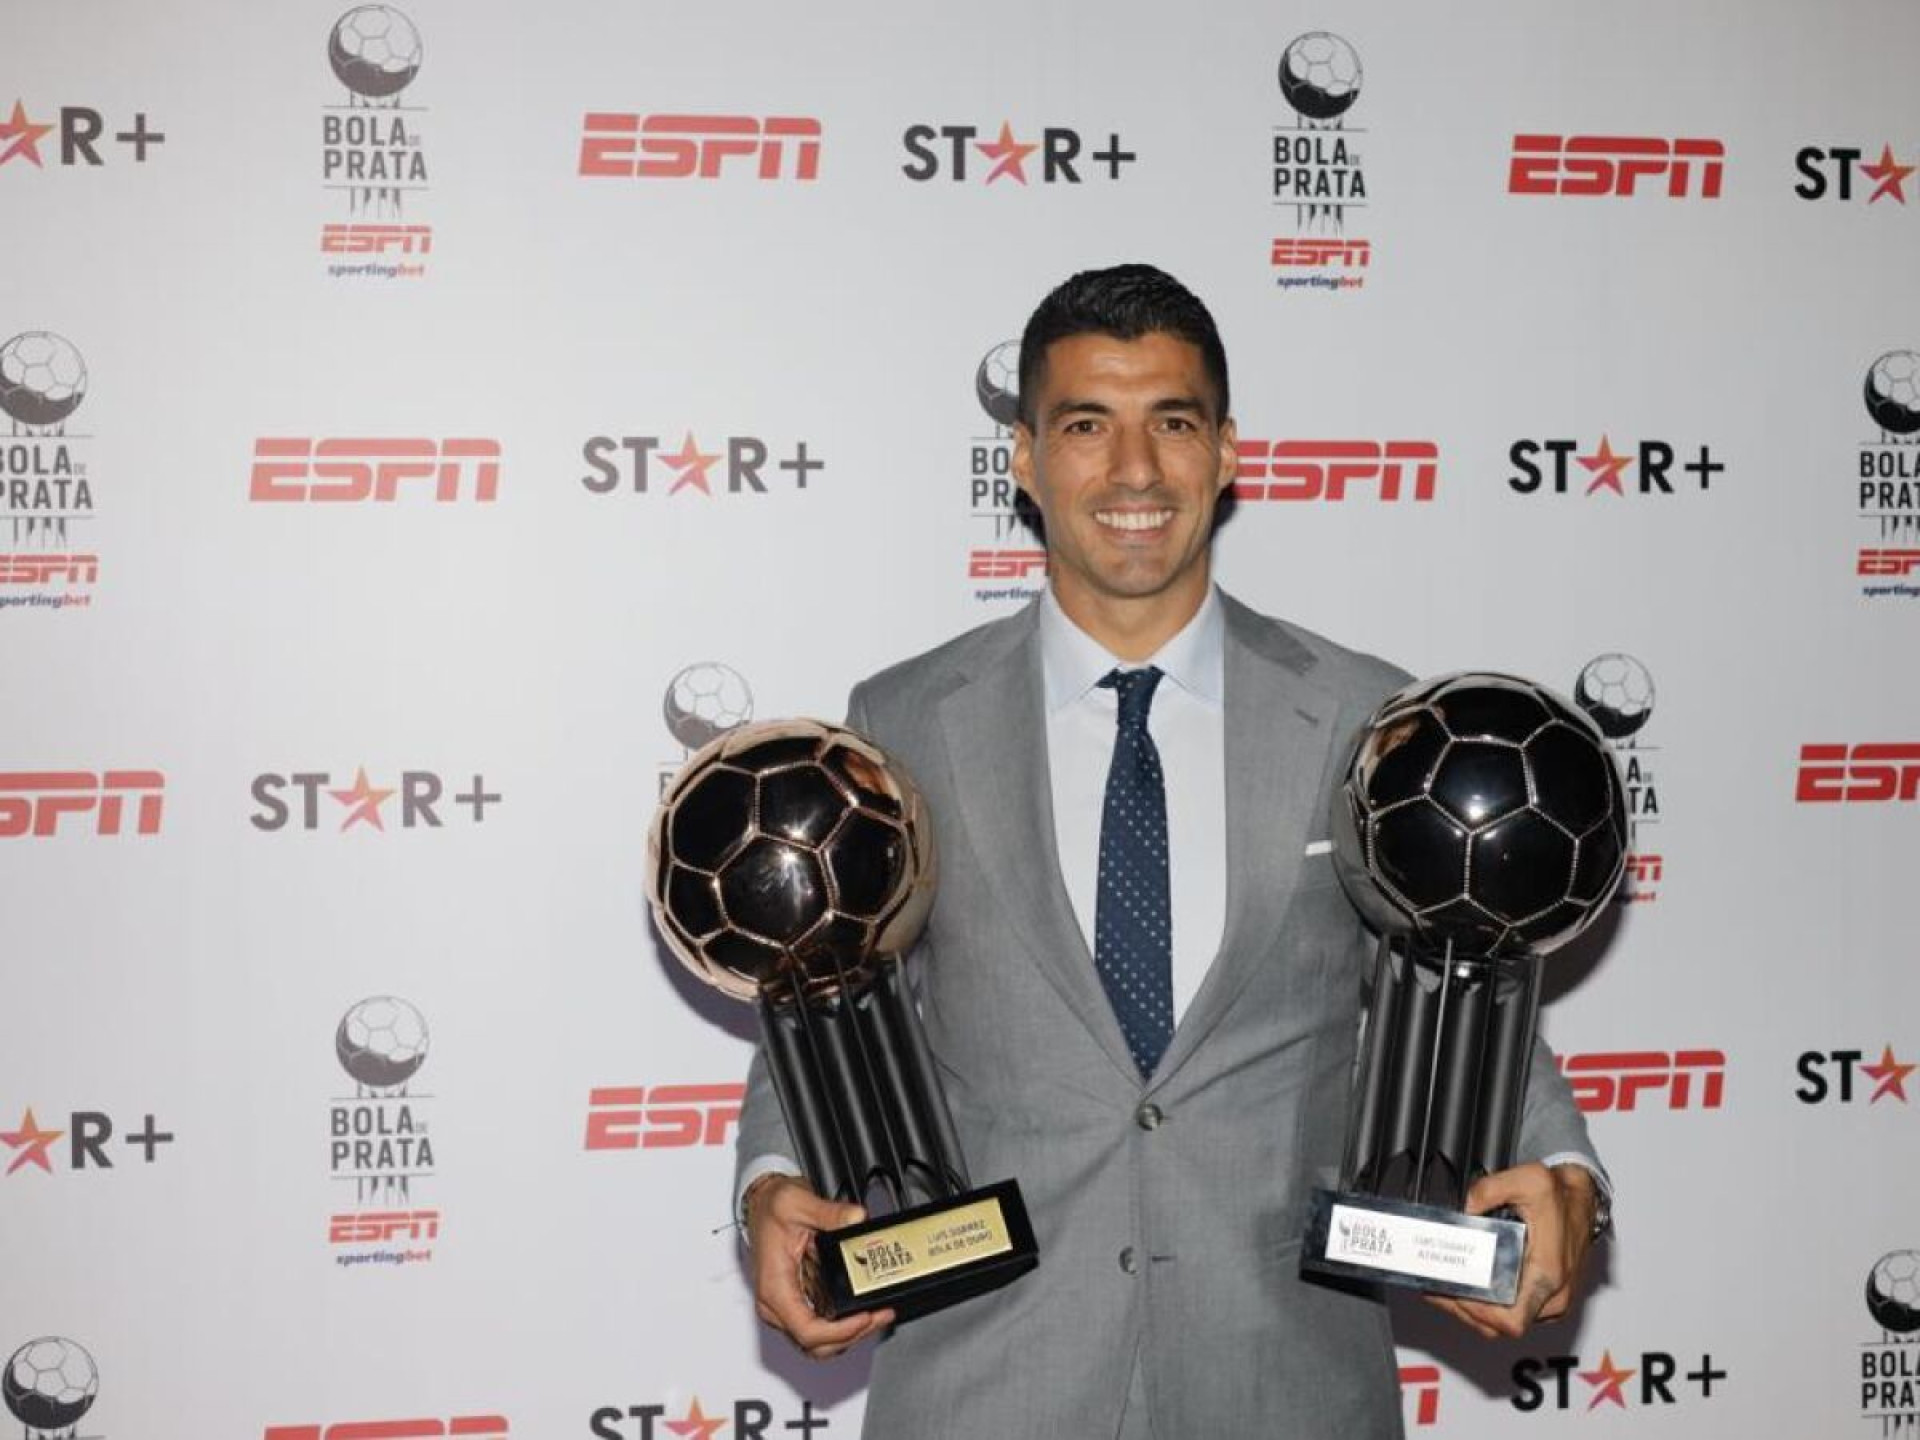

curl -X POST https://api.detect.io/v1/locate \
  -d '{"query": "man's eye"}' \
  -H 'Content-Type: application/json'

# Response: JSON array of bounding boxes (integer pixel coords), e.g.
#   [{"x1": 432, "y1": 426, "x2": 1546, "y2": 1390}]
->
[
  {"x1": 1159, "y1": 416, "x2": 1196, "y2": 433},
  {"x1": 1063, "y1": 419, "x2": 1099, "y2": 435}
]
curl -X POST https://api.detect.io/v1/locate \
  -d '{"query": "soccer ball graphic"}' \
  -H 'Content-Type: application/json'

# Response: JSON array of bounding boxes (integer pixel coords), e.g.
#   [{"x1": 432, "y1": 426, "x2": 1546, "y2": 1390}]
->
[
  {"x1": 648, "y1": 719, "x2": 936, "y2": 1000},
  {"x1": 335, "y1": 995, "x2": 430, "y2": 1090},
  {"x1": 328, "y1": 5, "x2": 423, "y2": 99},
  {"x1": 1279, "y1": 32, "x2": 1363, "y2": 122},
  {"x1": 1573, "y1": 653, "x2": 1656, "y2": 741},
  {"x1": 1331, "y1": 674, "x2": 1628, "y2": 957},
  {"x1": 0, "y1": 332, "x2": 87, "y2": 429},
  {"x1": 1868, "y1": 1251, "x2": 1920, "y2": 1334},
  {"x1": 663, "y1": 663, "x2": 754, "y2": 750},
  {"x1": 1864, "y1": 350, "x2": 1920, "y2": 438},
  {"x1": 3, "y1": 1336, "x2": 98, "y2": 1432},
  {"x1": 975, "y1": 339, "x2": 1022, "y2": 429}
]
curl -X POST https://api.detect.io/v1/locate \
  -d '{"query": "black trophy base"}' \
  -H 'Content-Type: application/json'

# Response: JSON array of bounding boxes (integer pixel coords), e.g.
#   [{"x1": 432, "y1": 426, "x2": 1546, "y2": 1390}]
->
[
  {"x1": 812, "y1": 1177, "x2": 1038, "y2": 1322},
  {"x1": 1301, "y1": 1187, "x2": 1524, "y2": 1305}
]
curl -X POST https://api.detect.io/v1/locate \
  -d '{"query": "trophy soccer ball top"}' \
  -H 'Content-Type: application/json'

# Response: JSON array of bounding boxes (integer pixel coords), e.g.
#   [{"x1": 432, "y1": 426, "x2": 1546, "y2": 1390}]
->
[
  {"x1": 646, "y1": 718, "x2": 1036, "y2": 1321},
  {"x1": 1330, "y1": 672, "x2": 1628, "y2": 959},
  {"x1": 648, "y1": 719, "x2": 936, "y2": 1001},
  {"x1": 1304, "y1": 673, "x2": 1628, "y2": 1305}
]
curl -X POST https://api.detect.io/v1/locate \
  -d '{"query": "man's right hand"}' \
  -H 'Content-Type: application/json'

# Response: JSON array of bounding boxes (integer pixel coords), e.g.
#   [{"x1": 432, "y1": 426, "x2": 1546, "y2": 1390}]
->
[{"x1": 745, "y1": 1173, "x2": 897, "y2": 1359}]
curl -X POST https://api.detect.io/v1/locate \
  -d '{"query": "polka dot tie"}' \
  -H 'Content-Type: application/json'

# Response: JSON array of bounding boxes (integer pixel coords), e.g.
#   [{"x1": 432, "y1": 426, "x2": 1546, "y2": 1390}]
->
[{"x1": 1095, "y1": 666, "x2": 1174, "y2": 1078}]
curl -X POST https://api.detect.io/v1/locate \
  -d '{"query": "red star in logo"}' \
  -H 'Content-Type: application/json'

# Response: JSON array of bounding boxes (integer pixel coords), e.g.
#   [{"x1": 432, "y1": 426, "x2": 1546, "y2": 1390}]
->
[
  {"x1": 1580, "y1": 1349, "x2": 1637, "y2": 1411},
  {"x1": 976, "y1": 121, "x2": 1038, "y2": 185},
  {"x1": 0, "y1": 100, "x2": 54, "y2": 168},
  {"x1": 1862, "y1": 1044, "x2": 1916, "y2": 1103},
  {"x1": 1861, "y1": 144, "x2": 1916, "y2": 205},
  {"x1": 661, "y1": 433, "x2": 722, "y2": 495},
  {"x1": 1579, "y1": 435, "x2": 1634, "y2": 496},
  {"x1": 1, "y1": 1108, "x2": 64, "y2": 1175},
  {"x1": 665, "y1": 1399, "x2": 727, "y2": 1439},
  {"x1": 329, "y1": 767, "x2": 395, "y2": 832}
]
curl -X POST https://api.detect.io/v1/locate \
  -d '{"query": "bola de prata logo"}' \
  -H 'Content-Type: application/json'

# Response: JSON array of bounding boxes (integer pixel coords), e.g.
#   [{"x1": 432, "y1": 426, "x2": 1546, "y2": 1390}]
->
[
  {"x1": 320, "y1": 5, "x2": 433, "y2": 275},
  {"x1": 329, "y1": 995, "x2": 439, "y2": 1266},
  {"x1": 1573, "y1": 653, "x2": 1662, "y2": 901},
  {"x1": 0, "y1": 331, "x2": 99, "y2": 606},
  {"x1": 1858, "y1": 350, "x2": 1920, "y2": 596},
  {"x1": 1270, "y1": 32, "x2": 1372, "y2": 289},
  {"x1": 965, "y1": 340, "x2": 1047, "y2": 600},
  {"x1": 3, "y1": 1336, "x2": 101, "y2": 1440},
  {"x1": 1860, "y1": 1250, "x2": 1920, "y2": 1430},
  {"x1": 659, "y1": 663, "x2": 752, "y2": 793}
]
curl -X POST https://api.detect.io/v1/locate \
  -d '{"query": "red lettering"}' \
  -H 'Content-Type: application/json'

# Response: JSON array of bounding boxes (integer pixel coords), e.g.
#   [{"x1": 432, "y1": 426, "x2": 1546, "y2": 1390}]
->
[
  {"x1": 0, "y1": 770, "x2": 163, "y2": 838},
  {"x1": 1398, "y1": 1364, "x2": 1441, "y2": 1426},
  {"x1": 584, "y1": 1084, "x2": 743, "y2": 1149},
  {"x1": 1233, "y1": 441, "x2": 1437, "y2": 501},
  {"x1": 1509, "y1": 135, "x2": 1723, "y2": 198},
  {"x1": 579, "y1": 114, "x2": 820, "y2": 180}
]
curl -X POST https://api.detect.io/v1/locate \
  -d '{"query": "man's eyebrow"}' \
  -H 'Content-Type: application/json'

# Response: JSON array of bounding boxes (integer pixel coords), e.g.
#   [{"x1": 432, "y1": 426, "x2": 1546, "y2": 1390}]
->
[
  {"x1": 1044, "y1": 394, "x2": 1210, "y2": 422},
  {"x1": 1044, "y1": 397, "x2": 1113, "y2": 422}
]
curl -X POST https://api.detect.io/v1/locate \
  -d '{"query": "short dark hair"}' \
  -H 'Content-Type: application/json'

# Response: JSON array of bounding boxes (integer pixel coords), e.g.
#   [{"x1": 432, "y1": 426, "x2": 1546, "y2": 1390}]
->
[{"x1": 1016, "y1": 263, "x2": 1230, "y2": 428}]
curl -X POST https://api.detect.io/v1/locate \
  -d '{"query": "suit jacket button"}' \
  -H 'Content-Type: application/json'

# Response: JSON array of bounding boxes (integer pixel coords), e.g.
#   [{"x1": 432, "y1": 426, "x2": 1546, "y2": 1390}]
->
[
  {"x1": 1135, "y1": 1103, "x2": 1164, "y2": 1131},
  {"x1": 1119, "y1": 1246, "x2": 1138, "y2": 1275}
]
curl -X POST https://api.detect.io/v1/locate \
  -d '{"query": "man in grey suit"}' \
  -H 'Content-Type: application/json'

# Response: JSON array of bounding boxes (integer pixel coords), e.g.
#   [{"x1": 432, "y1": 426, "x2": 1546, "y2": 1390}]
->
[{"x1": 735, "y1": 265, "x2": 1607, "y2": 1438}]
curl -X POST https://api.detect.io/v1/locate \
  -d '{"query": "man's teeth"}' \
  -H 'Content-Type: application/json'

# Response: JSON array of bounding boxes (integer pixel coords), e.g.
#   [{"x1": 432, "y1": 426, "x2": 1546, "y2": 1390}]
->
[{"x1": 1096, "y1": 509, "x2": 1172, "y2": 531}]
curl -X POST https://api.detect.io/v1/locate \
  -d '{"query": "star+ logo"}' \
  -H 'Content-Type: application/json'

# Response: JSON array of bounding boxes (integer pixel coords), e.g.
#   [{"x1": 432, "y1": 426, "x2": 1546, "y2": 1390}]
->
[
  {"x1": 1511, "y1": 1349, "x2": 1727, "y2": 1411},
  {"x1": 249, "y1": 769, "x2": 501, "y2": 832},
  {"x1": 901, "y1": 122, "x2": 1135, "y2": 184},
  {"x1": 1796, "y1": 1045, "x2": 1916, "y2": 1104},
  {"x1": 1795, "y1": 143, "x2": 1918, "y2": 205},
  {"x1": 589, "y1": 1397, "x2": 829, "y2": 1439},
  {"x1": 581, "y1": 433, "x2": 823, "y2": 496},
  {"x1": 1509, "y1": 436, "x2": 1724, "y2": 497},
  {"x1": 0, "y1": 100, "x2": 164, "y2": 169},
  {"x1": 1, "y1": 1107, "x2": 173, "y2": 1175}
]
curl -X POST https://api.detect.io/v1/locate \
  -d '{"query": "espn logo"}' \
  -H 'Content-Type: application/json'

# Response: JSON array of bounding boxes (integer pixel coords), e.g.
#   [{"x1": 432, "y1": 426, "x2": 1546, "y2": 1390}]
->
[
  {"x1": 1233, "y1": 441, "x2": 1437, "y2": 502},
  {"x1": 1399, "y1": 1365, "x2": 1440, "y2": 1427},
  {"x1": 584, "y1": 1084, "x2": 743, "y2": 1150},
  {"x1": 1271, "y1": 237, "x2": 1371, "y2": 269},
  {"x1": 968, "y1": 548, "x2": 1047, "y2": 580},
  {"x1": 250, "y1": 439, "x2": 501, "y2": 504},
  {"x1": 0, "y1": 770, "x2": 163, "y2": 838},
  {"x1": 322, "y1": 223, "x2": 434, "y2": 256},
  {"x1": 265, "y1": 1417, "x2": 507, "y2": 1440},
  {"x1": 1508, "y1": 135, "x2": 1725, "y2": 199},
  {"x1": 579, "y1": 114, "x2": 821, "y2": 180},
  {"x1": 1560, "y1": 1050, "x2": 1726, "y2": 1112},
  {"x1": 1796, "y1": 743, "x2": 1920, "y2": 803},
  {"x1": 1625, "y1": 853, "x2": 1663, "y2": 885},
  {"x1": 328, "y1": 1209, "x2": 442, "y2": 1244},
  {"x1": 1859, "y1": 548, "x2": 1920, "y2": 577},
  {"x1": 0, "y1": 553, "x2": 97, "y2": 586}
]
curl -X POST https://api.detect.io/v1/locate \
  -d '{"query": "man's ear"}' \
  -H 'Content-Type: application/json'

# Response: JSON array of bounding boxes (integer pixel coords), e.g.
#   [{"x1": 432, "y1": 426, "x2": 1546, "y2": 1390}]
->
[
  {"x1": 1011, "y1": 421, "x2": 1036, "y2": 499},
  {"x1": 1215, "y1": 416, "x2": 1238, "y2": 494}
]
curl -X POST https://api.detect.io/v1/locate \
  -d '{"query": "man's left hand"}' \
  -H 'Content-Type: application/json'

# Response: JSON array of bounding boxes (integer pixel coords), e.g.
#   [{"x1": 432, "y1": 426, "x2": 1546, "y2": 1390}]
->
[{"x1": 1427, "y1": 1162, "x2": 1599, "y2": 1341}]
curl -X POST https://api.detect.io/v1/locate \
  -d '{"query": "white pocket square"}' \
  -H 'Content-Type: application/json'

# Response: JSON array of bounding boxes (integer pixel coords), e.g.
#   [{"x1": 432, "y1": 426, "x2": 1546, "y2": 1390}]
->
[{"x1": 1304, "y1": 839, "x2": 1332, "y2": 857}]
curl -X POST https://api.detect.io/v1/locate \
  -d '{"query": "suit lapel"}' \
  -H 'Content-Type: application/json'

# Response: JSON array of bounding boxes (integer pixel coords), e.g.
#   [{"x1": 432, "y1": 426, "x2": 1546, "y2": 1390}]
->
[
  {"x1": 1153, "y1": 596, "x2": 1342, "y2": 1085},
  {"x1": 937, "y1": 609, "x2": 1143, "y2": 1085}
]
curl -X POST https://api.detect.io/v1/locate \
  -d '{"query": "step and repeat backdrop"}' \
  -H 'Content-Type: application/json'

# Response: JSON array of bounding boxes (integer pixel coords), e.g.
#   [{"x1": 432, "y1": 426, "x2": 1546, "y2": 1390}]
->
[{"x1": 4, "y1": 0, "x2": 1917, "y2": 1436}]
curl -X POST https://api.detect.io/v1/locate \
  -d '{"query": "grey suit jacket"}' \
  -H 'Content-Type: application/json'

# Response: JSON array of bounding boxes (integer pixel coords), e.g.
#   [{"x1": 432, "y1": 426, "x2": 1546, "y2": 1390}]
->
[{"x1": 735, "y1": 592, "x2": 1600, "y2": 1439}]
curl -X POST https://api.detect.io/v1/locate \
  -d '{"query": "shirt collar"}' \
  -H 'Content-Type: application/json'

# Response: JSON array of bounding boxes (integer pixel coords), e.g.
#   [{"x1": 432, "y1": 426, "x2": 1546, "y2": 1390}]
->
[{"x1": 1039, "y1": 584, "x2": 1225, "y2": 714}]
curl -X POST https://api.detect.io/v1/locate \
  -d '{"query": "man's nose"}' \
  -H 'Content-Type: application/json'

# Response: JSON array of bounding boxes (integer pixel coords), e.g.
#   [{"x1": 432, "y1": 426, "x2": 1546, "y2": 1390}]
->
[{"x1": 1110, "y1": 422, "x2": 1159, "y2": 488}]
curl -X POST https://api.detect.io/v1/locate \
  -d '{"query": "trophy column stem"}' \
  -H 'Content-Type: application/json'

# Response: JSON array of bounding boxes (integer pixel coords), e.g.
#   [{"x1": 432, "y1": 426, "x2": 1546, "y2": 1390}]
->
[
  {"x1": 1472, "y1": 960, "x2": 1542, "y2": 1182},
  {"x1": 762, "y1": 987, "x2": 856, "y2": 1203},
  {"x1": 862, "y1": 964, "x2": 970, "y2": 1202}
]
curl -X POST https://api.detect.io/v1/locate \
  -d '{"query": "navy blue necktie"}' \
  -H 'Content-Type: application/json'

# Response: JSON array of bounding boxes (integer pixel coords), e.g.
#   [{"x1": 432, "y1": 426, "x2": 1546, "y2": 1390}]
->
[{"x1": 1094, "y1": 666, "x2": 1174, "y2": 1078}]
